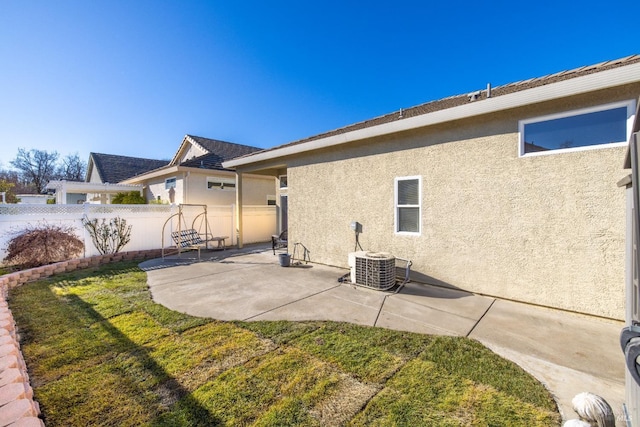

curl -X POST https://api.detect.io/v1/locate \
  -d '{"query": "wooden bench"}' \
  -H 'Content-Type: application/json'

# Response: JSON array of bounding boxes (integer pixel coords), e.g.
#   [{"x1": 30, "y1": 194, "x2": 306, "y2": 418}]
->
[{"x1": 171, "y1": 229, "x2": 228, "y2": 259}]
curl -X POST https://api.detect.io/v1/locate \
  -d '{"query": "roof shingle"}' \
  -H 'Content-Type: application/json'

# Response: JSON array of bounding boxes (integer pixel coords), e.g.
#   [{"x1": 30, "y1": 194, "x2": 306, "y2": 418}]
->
[
  {"x1": 89, "y1": 153, "x2": 169, "y2": 183},
  {"x1": 245, "y1": 54, "x2": 640, "y2": 157},
  {"x1": 181, "y1": 135, "x2": 262, "y2": 170}
]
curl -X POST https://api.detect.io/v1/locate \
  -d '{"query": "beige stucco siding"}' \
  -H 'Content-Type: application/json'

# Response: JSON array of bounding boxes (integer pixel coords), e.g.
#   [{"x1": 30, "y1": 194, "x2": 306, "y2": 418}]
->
[
  {"x1": 86, "y1": 166, "x2": 105, "y2": 202},
  {"x1": 145, "y1": 174, "x2": 183, "y2": 204},
  {"x1": 87, "y1": 166, "x2": 102, "y2": 183},
  {"x1": 179, "y1": 144, "x2": 207, "y2": 162},
  {"x1": 143, "y1": 171, "x2": 274, "y2": 206},
  {"x1": 286, "y1": 87, "x2": 637, "y2": 319},
  {"x1": 185, "y1": 173, "x2": 274, "y2": 206}
]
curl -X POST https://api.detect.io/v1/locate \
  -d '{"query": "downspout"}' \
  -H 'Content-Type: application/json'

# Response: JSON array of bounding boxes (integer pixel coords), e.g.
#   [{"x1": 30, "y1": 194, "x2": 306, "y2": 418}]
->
[{"x1": 183, "y1": 171, "x2": 189, "y2": 204}]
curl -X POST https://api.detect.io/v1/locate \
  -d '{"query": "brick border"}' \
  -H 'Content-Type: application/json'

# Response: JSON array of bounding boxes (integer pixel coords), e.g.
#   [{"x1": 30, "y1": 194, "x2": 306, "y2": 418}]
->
[{"x1": 0, "y1": 249, "x2": 171, "y2": 426}]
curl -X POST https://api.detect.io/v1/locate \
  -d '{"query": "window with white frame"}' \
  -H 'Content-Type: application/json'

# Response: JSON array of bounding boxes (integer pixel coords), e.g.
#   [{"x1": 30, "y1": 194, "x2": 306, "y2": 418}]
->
[
  {"x1": 279, "y1": 175, "x2": 288, "y2": 189},
  {"x1": 165, "y1": 177, "x2": 176, "y2": 190},
  {"x1": 207, "y1": 177, "x2": 236, "y2": 190},
  {"x1": 395, "y1": 176, "x2": 421, "y2": 234},
  {"x1": 519, "y1": 100, "x2": 634, "y2": 156},
  {"x1": 267, "y1": 195, "x2": 276, "y2": 206}
]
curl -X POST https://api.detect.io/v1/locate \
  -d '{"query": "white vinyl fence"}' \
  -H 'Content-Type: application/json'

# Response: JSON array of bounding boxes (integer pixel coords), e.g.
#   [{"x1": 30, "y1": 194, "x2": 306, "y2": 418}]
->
[{"x1": 0, "y1": 204, "x2": 276, "y2": 261}]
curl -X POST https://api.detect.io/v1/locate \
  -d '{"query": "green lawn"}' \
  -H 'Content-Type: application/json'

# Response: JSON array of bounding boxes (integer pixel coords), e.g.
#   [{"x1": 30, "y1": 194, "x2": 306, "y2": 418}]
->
[{"x1": 9, "y1": 261, "x2": 560, "y2": 426}]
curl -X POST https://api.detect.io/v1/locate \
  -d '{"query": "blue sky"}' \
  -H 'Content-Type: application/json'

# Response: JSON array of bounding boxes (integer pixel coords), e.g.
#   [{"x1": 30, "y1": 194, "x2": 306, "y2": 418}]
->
[{"x1": 1, "y1": 1, "x2": 638, "y2": 168}]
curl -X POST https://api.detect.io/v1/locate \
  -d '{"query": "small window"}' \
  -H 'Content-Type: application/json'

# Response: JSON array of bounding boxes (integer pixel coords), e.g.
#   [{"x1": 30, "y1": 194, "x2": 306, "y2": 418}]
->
[
  {"x1": 267, "y1": 195, "x2": 276, "y2": 206},
  {"x1": 395, "y1": 176, "x2": 421, "y2": 235},
  {"x1": 519, "y1": 100, "x2": 634, "y2": 156},
  {"x1": 207, "y1": 177, "x2": 236, "y2": 190},
  {"x1": 165, "y1": 177, "x2": 176, "y2": 190},
  {"x1": 279, "y1": 175, "x2": 288, "y2": 189}
]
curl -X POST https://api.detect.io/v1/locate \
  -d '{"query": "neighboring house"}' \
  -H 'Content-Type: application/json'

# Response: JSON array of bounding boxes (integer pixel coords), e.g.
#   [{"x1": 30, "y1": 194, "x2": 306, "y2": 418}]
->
[
  {"x1": 224, "y1": 54, "x2": 640, "y2": 320},
  {"x1": 85, "y1": 153, "x2": 170, "y2": 203},
  {"x1": 121, "y1": 135, "x2": 275, "y2": 207},
  {"x1": 15, "y1": 194, "x2": 54, "y2": 204},
  {"x1": 45, "y1": 180, "x2": 143, "y2": 204}
]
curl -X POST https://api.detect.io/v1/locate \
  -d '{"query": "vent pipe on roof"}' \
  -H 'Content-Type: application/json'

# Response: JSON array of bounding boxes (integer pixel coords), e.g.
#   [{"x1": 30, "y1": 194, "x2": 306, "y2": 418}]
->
[
  {"x1": 487, "y1": 83, "x2": 492, "y2": 98},
  {"x1": 399, "y1": 108, "x2": 403, "y2": 119}
]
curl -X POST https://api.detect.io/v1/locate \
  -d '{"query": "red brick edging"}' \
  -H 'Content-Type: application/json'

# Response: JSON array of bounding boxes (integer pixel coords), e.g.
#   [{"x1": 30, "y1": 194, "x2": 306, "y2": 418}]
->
[{"x1": 0, "y1": 249, "x2": 167, "y2": 426}]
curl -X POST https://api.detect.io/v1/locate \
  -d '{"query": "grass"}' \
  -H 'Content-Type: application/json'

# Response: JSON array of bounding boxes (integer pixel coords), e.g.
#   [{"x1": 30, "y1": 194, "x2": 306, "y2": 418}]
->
[{"x1": 9, "y1": 261, "x2": 561, "y2": 426}]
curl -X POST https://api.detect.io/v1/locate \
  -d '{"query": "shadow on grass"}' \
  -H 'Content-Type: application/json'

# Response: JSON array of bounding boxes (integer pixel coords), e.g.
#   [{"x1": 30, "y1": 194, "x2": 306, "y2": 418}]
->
[{"x1": 49, "y1": 291, "x2": 221, "y2": 426}]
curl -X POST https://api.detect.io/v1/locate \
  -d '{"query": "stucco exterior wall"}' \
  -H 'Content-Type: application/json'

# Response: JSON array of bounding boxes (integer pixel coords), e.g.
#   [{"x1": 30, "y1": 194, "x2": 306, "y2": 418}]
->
[
  {"x1": 86, "y1": 165, "x2": 103, "y2": 202},
  {"x1": 145, "y1": 175, "x2": 181, "y2": 204},
  {"x1": 285, "y1": 86, "x2": 639, "y2": 319},
  {"x1": 87, "y1": 166, "x2": 101, "y2": 183},
  {"x1": 179, "y1": 144, "x2": 207, "y2": 163},
  {"x1": 185, "y1": 172, "x2": 274, "y2": 206},
  {"x1": 143, "y1": 171, "x2": 274, "y2": 206}
]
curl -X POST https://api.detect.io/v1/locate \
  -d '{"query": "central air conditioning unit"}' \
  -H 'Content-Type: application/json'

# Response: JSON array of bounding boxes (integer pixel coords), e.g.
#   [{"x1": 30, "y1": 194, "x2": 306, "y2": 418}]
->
[{"x1": 348, "y1": 251, "x2": 396, "y2": 290}]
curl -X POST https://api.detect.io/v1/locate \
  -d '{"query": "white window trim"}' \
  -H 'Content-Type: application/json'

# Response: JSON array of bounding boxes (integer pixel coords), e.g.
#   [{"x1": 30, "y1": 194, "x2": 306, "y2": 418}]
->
[
  {"x1": 207, "y1": 176, "x2": 236, "y2": 191},
  {"x1": 165, "y1": 177, "x2": 177, "y2": 190},
  {"x1": 394, "y1": 175, "x2": 421, "y2": 236},
  {"x1": 279, "y1": 174, "x2": 288, "y2": 190},
  {"x1": 518, "y1": 99, "x2": 636, "y2": 157},
  {"x1": 267, "y1": 195, "x2": 276, "y2": 205}
]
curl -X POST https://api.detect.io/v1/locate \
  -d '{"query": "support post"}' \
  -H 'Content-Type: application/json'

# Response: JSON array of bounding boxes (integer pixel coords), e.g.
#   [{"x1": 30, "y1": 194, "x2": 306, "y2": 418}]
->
[{"x1": 235, "y1": 172, "x2": 244, "y2": 249}]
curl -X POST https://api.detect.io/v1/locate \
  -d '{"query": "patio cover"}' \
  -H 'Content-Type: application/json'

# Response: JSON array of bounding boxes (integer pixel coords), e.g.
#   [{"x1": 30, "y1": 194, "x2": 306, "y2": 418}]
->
[{"x1": 45, "y1": 180, "x2": 143, "y2": 204}]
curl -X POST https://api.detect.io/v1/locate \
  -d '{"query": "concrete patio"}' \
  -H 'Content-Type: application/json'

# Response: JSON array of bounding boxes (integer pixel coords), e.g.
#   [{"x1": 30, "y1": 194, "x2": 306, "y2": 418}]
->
[{"x1": 140, "y1": 244, "x2": 627, "y2": 425}]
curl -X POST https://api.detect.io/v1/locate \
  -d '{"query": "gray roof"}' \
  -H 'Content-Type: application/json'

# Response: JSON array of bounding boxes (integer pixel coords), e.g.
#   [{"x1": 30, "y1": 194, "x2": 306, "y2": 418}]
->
[
  {"x1": 89, "y1": 153, "x2": 169, "y2": 183},
  {"x1": 238, "y1": 54, "x2": 640, "y2": 158},
  {"x1": 180, "y1": 135, "x2": 262, "y2": 170}
]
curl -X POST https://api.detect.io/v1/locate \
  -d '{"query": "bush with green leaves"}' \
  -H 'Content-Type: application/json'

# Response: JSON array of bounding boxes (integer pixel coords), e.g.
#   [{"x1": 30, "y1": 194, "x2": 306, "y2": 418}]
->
[
  {"x1": 82, "y1": 216, "x2": 132, "y2": 255},
  {"x1": 112, "y1": 191, "x2": 146, "y2": 204},
  {"x1": 3, "y1": 223, "x2": 84, "y2": 268}
]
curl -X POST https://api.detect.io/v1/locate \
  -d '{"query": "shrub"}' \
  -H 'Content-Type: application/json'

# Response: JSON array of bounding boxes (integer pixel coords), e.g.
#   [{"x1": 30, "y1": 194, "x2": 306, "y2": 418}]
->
[
  {"x1": 112, "y1": 191, "x2": 146, "y2": 204},
  {"x1": 3, "y1": 223, "x2": 84, "y2": 268},
  {"x1": 82, "y1": 216, "x2": 132, "y2": 255}
]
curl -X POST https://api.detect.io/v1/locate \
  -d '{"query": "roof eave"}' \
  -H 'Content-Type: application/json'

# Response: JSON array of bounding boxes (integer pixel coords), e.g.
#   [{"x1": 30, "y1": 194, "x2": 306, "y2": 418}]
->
[
  {"x1": 121, "y1": 164, "x2": 239, "y2": 184},
  {"x1": 169, "y1": 135, "x2": 203, "y2": 166},
  {"x1": 224, "y1": 61, "x2": 640, "y2": 169},
  {"x1": 45, "y1": 180, "x2": 143, "y2": 194},
  {"x1": 121, "y1": 165, "x2": 182, "y2": 184}
]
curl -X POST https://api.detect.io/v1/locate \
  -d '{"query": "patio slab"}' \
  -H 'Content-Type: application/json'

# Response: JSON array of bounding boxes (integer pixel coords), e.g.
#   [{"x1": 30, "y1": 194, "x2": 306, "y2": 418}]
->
[
  {"x1": 249, "y1": 285, "x2": 385, "y2": 325},
  {"x1": 141, "y1": 245, "x2": 628, "y2": 424}
]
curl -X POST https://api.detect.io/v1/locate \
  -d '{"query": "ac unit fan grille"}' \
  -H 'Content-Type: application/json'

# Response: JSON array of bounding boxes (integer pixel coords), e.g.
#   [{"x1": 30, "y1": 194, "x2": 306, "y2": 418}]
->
[{"x1": 355, "y1": 256, "x2": 396, "y2": 290}]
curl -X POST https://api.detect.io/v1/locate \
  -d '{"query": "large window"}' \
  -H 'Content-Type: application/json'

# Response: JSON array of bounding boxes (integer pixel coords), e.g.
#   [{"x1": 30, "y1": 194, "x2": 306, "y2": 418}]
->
[
  {"x1": 519, "y1": 100, "x2": 634, "y2": 156},
  {"x1": 395, "y1": 176, "x2": 421, "y2": 235}
]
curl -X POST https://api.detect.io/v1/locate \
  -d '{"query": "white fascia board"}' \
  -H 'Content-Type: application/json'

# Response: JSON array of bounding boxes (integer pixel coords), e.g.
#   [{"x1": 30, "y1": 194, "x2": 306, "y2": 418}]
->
[
  {"x1": 45, "y1": 180, "x2": 142, "y2": 193},
  {"x1": 224, "y1": 62, "x2": 640, "y2": 168},
  {"x1": 121, "y1": 166, "x2": 181, "y2": 184},
  {"x1": 122, "y1": 165, "x2": 271, "y2": 183},
  {"x1": 169, "y1": 135, "x2": 191, "y2": 166}
]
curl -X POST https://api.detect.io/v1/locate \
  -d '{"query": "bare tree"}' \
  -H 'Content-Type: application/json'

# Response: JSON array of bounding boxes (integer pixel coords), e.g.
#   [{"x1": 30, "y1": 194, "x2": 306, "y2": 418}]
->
[
  {"x1": 57, "y1": 153, "x2": 87, "y2": 181},
  {"x1": 10, "y1": 148, "x2": 59, "y2": 193}
]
